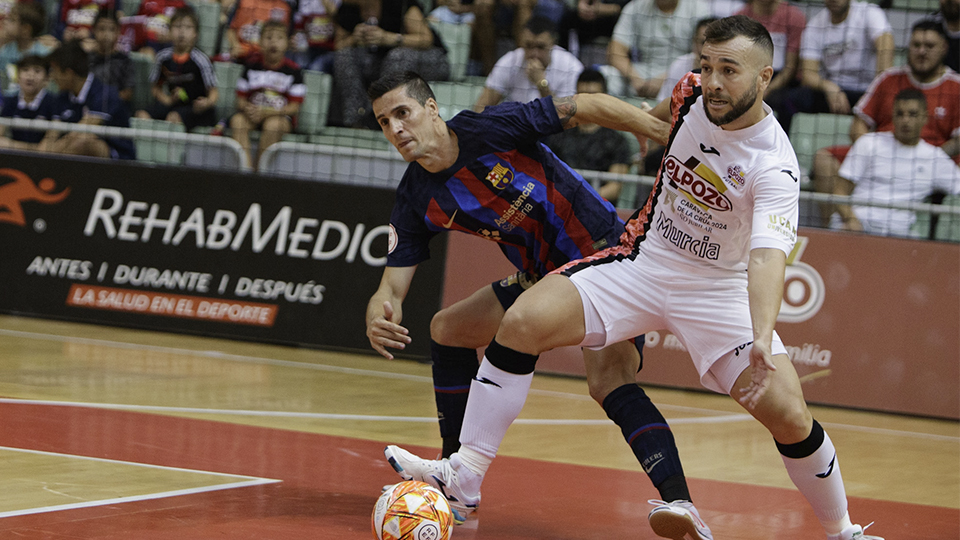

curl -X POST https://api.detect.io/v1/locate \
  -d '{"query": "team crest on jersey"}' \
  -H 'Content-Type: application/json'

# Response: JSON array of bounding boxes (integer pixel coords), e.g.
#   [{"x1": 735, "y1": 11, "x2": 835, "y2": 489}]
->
[
  {"x1": 387, "y1": 224, "x2": 398, "y2": 254},
  {"x1": 725, "y1": 165, "x2": 746, "y2": 188},
  {"x1": 662, "y1": 155, "x2": 732, "y2": 211},
  {"x1": 486, "y1": 163, "x2": 514, "y2": 189}
]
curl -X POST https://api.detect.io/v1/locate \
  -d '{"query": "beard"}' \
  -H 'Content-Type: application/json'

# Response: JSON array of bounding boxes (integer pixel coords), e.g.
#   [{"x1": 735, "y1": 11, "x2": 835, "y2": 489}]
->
[
  {"x1": 909, "y1": 57, "x2": 942, "y2": 81},
  {"x1": 703, "y1": 83, "x2": 760, "y2": 127}
]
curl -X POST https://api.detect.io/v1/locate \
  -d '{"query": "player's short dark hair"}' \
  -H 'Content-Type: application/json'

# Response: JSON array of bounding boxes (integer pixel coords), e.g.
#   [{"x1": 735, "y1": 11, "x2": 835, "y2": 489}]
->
[
  {"x1": 524, "y1": 15, "x2": 557, "y2": 38},
  {"x1": 911, "y1": 18, "x2": 948, "y2": 41},
  {"x1": 13, "y1": 2, "x2": 46, "y2": 38},
  {"x1": 894, "y1": 87, "x2": 927, "y2": 108},
  {"x1": 367, "y1": 71, "x2": 436, "y2": 106},
  {"x1": 703, "y1": 15, "x2": 774, "y2": 63},
  {"x1": 577, "y1": 68, "x2": 607, "y2": 93},
  {"x1": 93, "y1": 7, "x2": 119, "y2": 28},
  {"x1": 47, "y1": 40, "x2": 90, "y2": 78},
  {"x1": 261, "y1": 19, "x2": 289, "y2": 38},
  {"x1": 170, "y1": 5, "x2": 199, "y2": 28},
  {"x1": 16, "y1": 54, "x2": 48, "y2": 73}
]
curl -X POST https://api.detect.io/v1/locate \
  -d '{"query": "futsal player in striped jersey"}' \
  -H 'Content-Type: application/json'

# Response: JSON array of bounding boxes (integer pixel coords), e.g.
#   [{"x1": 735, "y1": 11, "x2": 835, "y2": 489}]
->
[{"x1": 365, "y1": 71, "x2": 714, "y2": 539}]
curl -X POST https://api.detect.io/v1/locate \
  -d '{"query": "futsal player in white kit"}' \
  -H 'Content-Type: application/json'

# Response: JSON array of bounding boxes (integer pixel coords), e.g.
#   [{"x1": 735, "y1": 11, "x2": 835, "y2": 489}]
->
[{"x1": 385, "y1": 15, "x2": 885, "y2": 540}]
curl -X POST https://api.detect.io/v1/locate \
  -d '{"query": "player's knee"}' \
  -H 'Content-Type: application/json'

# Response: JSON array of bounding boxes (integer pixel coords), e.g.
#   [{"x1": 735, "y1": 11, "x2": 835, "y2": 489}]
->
[
  {"x1": 429, "y1": 309, "x2": 454, "y2": 344},
  {"x1": 497, "y1": 304, "x2": 552, "y2": 353},
  {"x1": 772, "y1": 398, "x2": 813, "y2": 440}
]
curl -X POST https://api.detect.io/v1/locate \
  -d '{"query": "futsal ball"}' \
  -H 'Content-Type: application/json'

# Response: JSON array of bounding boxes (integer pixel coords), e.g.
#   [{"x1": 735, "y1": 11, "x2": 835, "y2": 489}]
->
[{"x1": 372, "y1": 480, "x2": 454, "y2": 540}]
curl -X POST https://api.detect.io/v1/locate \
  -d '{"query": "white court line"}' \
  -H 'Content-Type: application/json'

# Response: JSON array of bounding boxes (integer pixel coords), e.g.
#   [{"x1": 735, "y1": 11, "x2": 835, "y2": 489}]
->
[
  {"x1": 0, "y1": 397, "x2": 749, "y2": 426},
  {"x1": 2, "y1": 328, "x2": 957, "y2": 441},
  {"x1": 0, "y1": 445, "x2": 281, "y2": 519},
  {"x1": 1, "y1": 398, "x2": 957, "y2": 441}
]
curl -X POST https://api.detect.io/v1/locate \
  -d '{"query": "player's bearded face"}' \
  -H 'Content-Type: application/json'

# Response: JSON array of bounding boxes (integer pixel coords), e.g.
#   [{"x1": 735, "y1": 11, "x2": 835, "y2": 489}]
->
[{"x1": 703, "y1": 80, "x2": 759, "y2": 127}]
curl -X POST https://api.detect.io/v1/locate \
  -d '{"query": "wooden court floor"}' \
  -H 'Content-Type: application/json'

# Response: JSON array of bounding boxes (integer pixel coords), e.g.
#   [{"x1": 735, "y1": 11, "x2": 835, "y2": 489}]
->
[{"x1": 0, "y1": 314, "x2": 957, "y2": 539}]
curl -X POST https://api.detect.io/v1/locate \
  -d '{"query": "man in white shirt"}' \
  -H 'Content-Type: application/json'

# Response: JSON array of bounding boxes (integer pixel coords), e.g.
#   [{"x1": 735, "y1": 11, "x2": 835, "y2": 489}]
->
[
  {"x1": 833, "y1": 88, "x2": 960, "y2": 236},
  {"x1": 793, "y1": 0, "x2": 894, "y2": 117},
  {"x1": 603, "y1": 0, "x2": 710, "y2": 97},
  {"x1": 472, "y1": 16, "x2": 583, "y2": 111}
]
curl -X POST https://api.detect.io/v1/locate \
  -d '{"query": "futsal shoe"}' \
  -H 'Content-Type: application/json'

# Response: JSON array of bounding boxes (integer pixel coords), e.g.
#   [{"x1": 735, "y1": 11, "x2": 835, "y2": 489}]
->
[
  {"x1": 384, "y1": 445, "x2": 481, "y2": 523},
  {"x1": 827, "y1": 523, "x2": 884, "y2": 540},
  {"x1": 647, "y1": 499, "x2": 714, "y2": 540}
]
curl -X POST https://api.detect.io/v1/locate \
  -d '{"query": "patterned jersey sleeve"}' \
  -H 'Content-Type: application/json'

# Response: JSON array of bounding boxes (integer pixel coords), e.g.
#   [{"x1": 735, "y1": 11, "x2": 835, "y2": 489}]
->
[{"x1": 670, "y1": 71, "x2": 701, "y2": 126}]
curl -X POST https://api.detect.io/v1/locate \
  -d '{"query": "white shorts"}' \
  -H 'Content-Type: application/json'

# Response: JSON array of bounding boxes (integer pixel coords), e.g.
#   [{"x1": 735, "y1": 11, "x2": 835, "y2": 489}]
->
[{"x1": 568, "y1": 249, "x2": 787, "y2": 395}]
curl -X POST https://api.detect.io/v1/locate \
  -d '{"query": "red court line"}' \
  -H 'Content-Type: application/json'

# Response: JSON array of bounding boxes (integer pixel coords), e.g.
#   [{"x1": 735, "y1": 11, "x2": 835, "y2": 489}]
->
[{"x1": 0, "y1": 401, "x2": 955, "y2": 539}]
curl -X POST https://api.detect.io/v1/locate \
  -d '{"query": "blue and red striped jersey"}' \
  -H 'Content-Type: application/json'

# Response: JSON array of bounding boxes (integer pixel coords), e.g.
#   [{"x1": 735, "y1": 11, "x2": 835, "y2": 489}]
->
[{"x1": 387, "y1": 97, "x2": 624, "y2": 276}]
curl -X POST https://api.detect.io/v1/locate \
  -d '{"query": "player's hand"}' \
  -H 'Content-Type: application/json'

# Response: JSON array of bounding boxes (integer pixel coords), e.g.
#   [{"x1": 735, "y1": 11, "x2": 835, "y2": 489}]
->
[
  {"x1": 367, "y1": 301, "x2": 411, "y2": 360},
  {"x1": 738, "y1": 340, "x2": 777, "y2": 410}
]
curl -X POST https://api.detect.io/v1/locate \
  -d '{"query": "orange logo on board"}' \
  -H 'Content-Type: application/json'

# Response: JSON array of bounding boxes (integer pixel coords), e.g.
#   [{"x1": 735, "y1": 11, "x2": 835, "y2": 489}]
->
[{"x1": 0, "y1": 169, "x2": 70, "y2": 227}]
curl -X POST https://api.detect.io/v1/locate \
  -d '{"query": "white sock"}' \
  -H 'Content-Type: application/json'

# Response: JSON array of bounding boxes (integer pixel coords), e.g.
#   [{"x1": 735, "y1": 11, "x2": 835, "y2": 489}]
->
[
  {"x1": 459, "y1": 358, "x2": 533, "y2": 460},
  {"x1": 781, "y1": 429, "x2": 852, "y2": 533},
  {"x1": 457, "y1": 445, "x2": 492, "y2": 477}
]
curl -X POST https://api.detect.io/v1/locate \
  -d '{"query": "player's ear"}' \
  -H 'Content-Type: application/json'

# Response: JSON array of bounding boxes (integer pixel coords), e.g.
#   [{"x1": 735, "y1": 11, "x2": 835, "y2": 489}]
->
[
  {"x1": 757, "y1": 65, "x2": 773, "y2": 92},
  {"x1": 425, "y1": 97, "x2": 439, "y2": 117}
]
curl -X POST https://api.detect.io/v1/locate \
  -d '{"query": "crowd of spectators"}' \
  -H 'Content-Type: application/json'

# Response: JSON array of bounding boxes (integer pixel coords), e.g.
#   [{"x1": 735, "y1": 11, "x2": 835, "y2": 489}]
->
[{"x1": 0, "y1": 0, "x2": 955, "y2": 235}]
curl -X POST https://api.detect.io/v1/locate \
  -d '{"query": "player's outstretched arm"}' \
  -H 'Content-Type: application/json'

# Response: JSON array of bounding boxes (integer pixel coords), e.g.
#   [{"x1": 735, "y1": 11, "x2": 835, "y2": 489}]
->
[
  {"x1": 554, "y1": 93, "x2": 671, "y2": 146},
  {"x1": 366, "y1": 265, "x2": 417, "y2": 360},
  {"x1": 740, "y1": 247, "x2": 786, "y2": 409}
]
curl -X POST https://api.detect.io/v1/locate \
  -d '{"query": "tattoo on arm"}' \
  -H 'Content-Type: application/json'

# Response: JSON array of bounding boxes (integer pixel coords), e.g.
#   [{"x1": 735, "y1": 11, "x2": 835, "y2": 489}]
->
[{"x1": 554, "y1": 96, "x2": 577, "y2": 126}]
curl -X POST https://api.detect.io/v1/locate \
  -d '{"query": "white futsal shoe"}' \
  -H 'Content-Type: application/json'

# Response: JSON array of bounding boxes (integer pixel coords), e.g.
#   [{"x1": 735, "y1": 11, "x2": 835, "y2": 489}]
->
[
  {"x1": 384, "y1": 445, "x2": 481, "y2": 523},
  {"x1": 647, "y1": 499, "x2": 714, "y2": 540},
  {"x1": 828, "y1": 523, "x2": 884, "y2": 540}
]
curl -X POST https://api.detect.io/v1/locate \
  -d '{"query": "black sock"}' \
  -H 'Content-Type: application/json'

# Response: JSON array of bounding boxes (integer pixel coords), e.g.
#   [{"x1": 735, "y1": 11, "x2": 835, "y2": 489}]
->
[
  {"x1": 430, "y1": 340, "x2": 479, "y2": 458},
  {"x1": 603, "y1": 383, "x2": 690, "y2": 502}
]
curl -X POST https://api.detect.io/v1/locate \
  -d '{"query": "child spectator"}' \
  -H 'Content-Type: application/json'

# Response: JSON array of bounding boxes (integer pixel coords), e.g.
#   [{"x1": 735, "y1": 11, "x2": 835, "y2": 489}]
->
[
  {"x1": 137, "y1": 6, "x2": 218, "y2": 131},
  {"x1": 229, "y1": 20, "x2": 303, "y2": 168},
  {"x1": 0, "y1": 54, "x2": 56, "y2": 149},
  {"x1": 290, "y1": 0, "x2": 339, "y2": 73},
  {"x1": 57, "y1": 0, "x2": 115, "y2": 51},
  {"x1": 224, "y1": 0, "x2": 293, "y2": 62},
  {"x1": 43, "y1": 39, "x2": 136, "y2": 160},
  {"x1": 89, "y1": 8, "x2": 134, "y2": 104},
  {"x1": 0, "y1": 1, "x2": 52, "y2": 86}
]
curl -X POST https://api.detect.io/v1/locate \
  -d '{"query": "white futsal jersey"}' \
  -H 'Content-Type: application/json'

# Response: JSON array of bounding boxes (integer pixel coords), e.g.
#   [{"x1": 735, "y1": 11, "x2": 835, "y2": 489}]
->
[{"x1": 628, "y1": 73, "x2": 800, "y2": 276}]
